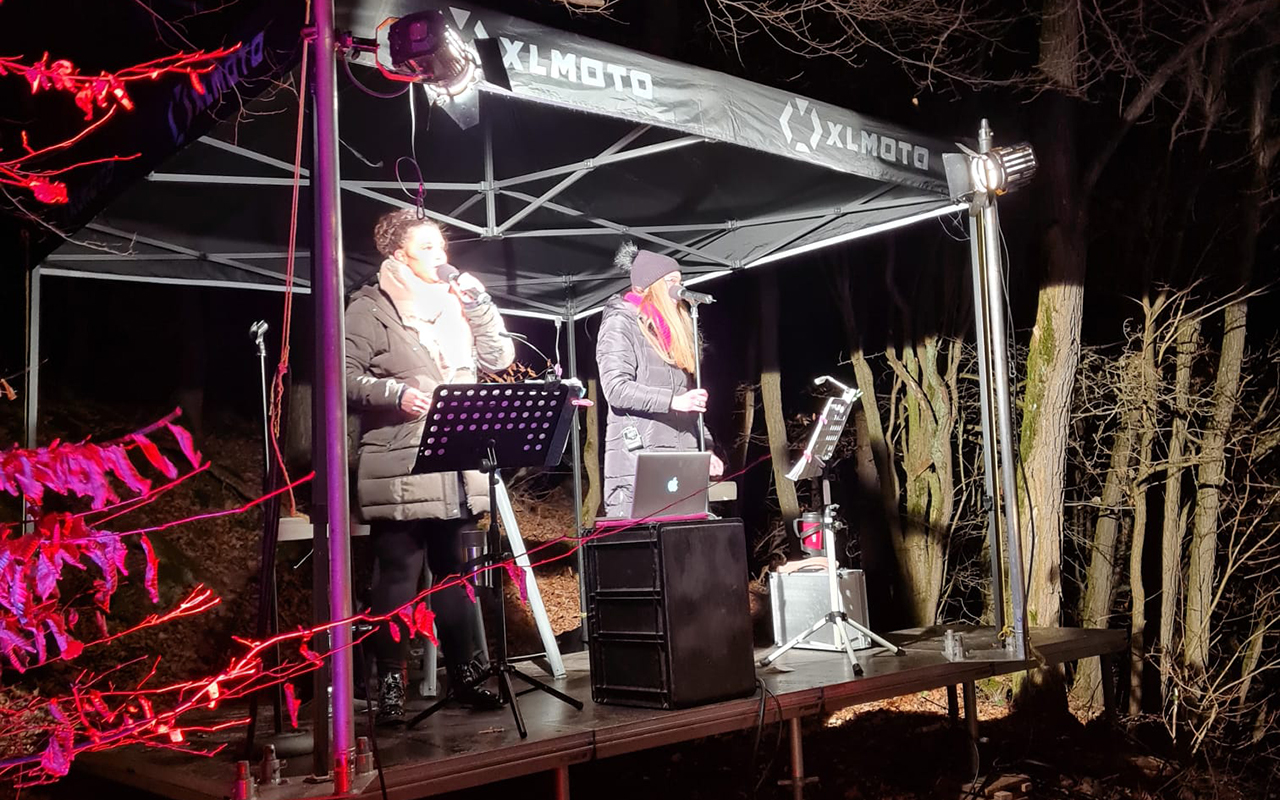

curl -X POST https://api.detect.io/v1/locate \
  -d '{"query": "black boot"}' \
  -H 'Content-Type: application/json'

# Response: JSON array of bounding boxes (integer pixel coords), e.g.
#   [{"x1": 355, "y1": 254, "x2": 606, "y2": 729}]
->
[
  {"x1": 376, "y1": 668, "x2": 407, "y2": 725},
  {"x1": 451, "y1": 660, "x2": 503, "y2": 711}
]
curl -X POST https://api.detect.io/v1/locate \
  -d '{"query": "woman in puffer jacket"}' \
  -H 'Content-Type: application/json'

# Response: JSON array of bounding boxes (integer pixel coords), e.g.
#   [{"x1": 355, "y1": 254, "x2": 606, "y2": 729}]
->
[
  {"x1": 345, "y1": 208, "x2": 514, "y2": 723},
  {"x1": 595, "y1": 242, "x2": 723, "y2": 517}
]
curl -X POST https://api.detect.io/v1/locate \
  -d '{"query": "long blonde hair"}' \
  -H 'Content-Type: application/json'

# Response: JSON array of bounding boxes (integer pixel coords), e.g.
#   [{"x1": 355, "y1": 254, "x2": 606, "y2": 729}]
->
[{"x1": 634, "y1": 280, "x2": 697, "y2": 374}]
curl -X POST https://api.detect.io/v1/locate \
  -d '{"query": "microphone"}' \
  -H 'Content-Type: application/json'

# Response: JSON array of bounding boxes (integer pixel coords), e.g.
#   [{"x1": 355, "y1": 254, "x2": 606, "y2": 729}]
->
[
  {"x1": 249, "y1": 321, "x2": 268, "y2": 355},
  {"x1": 437, "y1": 264, "x2": 490, "y2": 306},
  {"x1": 670, "y1": 285, "x2": 715, "y2": 306}
]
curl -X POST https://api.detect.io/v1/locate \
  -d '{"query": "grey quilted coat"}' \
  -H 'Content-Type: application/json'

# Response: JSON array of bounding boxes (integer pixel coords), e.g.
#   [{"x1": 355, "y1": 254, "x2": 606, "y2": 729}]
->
[
  {"x1": 345, "y1": 282, "x2": 514, "y2": 521},
  {"x1": 596, "y1": 294, "x2": 711, "y2": 516}
]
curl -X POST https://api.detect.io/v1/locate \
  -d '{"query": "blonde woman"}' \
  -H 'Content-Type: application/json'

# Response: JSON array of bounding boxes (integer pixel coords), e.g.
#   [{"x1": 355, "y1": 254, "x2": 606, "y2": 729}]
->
[{"x1": 595, "y1": 242, "x2": 723, "y2": 517}]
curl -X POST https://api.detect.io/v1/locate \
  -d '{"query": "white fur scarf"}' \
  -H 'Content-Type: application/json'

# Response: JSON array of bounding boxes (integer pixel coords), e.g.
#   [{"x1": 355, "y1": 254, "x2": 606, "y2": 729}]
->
[{"x1": 378, "y1": 257, "x2": 475, "y2": 383}]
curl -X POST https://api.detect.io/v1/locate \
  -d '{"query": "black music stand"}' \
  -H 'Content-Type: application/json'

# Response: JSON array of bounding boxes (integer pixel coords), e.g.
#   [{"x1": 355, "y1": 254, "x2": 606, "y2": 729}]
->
[{"x1": 406, "y1": 382, "x2": 584, "y2": 737}]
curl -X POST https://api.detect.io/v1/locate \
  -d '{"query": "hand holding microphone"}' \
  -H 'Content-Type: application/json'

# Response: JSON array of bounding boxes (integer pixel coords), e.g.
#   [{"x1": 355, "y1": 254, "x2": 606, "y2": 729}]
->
[{"x1": 438, "y1": 264, "x2": 491, "y2": 307}]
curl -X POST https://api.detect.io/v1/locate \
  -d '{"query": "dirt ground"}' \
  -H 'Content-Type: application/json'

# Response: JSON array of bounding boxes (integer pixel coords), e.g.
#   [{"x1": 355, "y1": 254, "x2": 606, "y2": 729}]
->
[{"x1": 2, "y1": 400, "x2": 1274, "y2": 799}]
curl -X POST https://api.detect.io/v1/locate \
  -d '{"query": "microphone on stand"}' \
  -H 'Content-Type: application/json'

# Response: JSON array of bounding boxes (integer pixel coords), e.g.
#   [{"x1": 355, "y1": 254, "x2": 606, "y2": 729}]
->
[
  {"x1": 670, "y1": 285, "x2": 715, "y2": 306},
  {"x1": 249, "y1": 321, "x2": 268, "y2": 356}
]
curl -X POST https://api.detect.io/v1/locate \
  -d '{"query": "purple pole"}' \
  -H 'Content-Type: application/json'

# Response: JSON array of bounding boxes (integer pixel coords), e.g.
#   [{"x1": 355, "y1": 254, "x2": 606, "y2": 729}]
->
[{"x1": 310, "y1": 0, "x2": 356, "y2": 787}]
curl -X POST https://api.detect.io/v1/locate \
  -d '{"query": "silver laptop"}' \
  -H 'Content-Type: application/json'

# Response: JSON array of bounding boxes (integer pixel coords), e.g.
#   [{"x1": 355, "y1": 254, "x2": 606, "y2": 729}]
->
[{"x1": 630, "y1": 451, "x2": 712, "y2": 519}]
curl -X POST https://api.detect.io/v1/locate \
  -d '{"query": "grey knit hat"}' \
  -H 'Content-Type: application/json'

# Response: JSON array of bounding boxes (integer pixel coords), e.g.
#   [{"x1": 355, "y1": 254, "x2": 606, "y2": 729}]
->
[{"x1": 614, "y1": 241, "x2": 677, "y2": 291}]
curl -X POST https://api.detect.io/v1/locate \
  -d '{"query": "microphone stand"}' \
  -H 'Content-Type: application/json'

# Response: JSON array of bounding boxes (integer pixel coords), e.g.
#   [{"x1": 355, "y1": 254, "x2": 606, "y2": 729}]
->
[
  {"x1": 690, "y1": 302, "x2": 705, "y2": 452},
  {"x1": 501, "y1": 331, "x2": 560, "y2": 382}
]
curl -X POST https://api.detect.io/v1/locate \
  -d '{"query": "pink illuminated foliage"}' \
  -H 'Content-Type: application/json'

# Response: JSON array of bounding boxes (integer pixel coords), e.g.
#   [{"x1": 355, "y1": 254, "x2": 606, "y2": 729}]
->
[{"x1": 0, "y1": 402, "x2": 762, "y2": 785}]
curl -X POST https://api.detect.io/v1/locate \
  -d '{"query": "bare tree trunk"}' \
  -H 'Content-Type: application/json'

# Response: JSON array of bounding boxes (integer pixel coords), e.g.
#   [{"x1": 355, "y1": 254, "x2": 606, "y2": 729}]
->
[
  {"x1": 831, "y1": 263, "x2": 902, "y2": 550},
  {"x1": 1160, "y1": 318, "x2": 1198, "y2": 692},
  {"x1": 881, "y1": 251, "x2": 959, "y2": 626},
  {"x1": 580, "y1": 377, "x2": 602, "y2": 521},
  {"x1": 760, "y1": 270, "x2": 799, "y2": 522},
  {"x1": 734, "y1": 335, "x2": 759, "y2": 473},
  {"x1": 1183, "y1": 58, "x2": 1275, "y2": 675},
  {"x1": 1018, "y1": 0, "x2": 1085, "y2": 654},
  {"x1": 1128, "y1": 301, "x2": 1160, "y2": 714},
  {"x1": 1069, "y1": 416, "x2": 1134, "y2": 713}
]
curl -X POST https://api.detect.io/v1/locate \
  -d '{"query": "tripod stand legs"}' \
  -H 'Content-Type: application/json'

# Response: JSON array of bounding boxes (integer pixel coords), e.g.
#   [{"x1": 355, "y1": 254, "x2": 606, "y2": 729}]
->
[
  {"x1": 406, "y1": 660, "x2": 584, "y2": 737},
  {"x1": 760, "y1": 612, "x2": 864, "y2": 676}
]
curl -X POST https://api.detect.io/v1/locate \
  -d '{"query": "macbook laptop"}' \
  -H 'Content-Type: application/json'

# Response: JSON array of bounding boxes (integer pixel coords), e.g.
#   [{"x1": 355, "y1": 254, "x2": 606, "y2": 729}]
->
[{"x1": 630, "y1": 451, "x2": 713, "y2": 519}]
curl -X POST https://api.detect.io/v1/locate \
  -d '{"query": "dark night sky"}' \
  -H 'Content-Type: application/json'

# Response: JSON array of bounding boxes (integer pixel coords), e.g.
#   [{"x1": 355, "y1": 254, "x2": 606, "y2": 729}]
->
[{"x1": 2, "y1": 0, "x2": 1277, "y2": 445}]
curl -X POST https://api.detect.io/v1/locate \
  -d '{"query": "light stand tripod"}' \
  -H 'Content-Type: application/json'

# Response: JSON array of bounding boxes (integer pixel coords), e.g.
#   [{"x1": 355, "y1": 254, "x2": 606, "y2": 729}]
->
[
  {"x1": 758, "y1": 376, "x2": 902, "y2": 676},
  {"x1": 406, "y1": 382, "x2": 584, "y2": 737}
]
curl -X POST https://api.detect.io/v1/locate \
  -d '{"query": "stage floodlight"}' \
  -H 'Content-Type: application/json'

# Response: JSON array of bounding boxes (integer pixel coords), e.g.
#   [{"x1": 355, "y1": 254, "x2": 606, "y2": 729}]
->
[
  {"x1": 388, "y1": 10, "x2": 477, "y2": 95},
  {"x1": 970, "y1": 144, "x2": 1037, "y2": 196}
]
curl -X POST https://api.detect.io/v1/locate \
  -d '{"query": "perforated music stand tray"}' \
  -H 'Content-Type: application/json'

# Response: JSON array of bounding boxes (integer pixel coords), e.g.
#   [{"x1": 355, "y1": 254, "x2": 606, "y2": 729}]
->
[
  {"x1": 785, "y1": 393, "x2": 856, "y2": 483},
  {"x1": 414, "y1": 382, "x2": 577, "y2": 474},
  {"x1": 408, "y1": 381, "x2": 583, "y2": 737}
]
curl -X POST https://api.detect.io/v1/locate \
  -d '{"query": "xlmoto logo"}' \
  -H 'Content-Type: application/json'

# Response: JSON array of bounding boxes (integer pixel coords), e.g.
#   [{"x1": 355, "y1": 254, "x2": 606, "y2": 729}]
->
[{"x1": 778, "y1": 97, "x2": 932, "y2": 171}]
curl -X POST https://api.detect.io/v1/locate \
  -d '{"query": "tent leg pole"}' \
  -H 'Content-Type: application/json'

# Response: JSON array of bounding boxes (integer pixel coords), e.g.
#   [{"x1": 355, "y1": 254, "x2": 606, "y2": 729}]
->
[
  {"x1": 23, "y1": 265, "x2": 41, "y2": 530},
  {"x1": 312, "y1": 0, "x2": 356, "y2": 788},
  {"x1": 565, "y1": 310, "x2": 588, "y2": 643}
]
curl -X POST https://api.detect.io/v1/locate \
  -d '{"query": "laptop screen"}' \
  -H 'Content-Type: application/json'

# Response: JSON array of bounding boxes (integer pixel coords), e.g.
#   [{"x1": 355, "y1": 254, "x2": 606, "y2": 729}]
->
[{"x1": 630, "y1": 451, "x2": 712, "y2": 519}]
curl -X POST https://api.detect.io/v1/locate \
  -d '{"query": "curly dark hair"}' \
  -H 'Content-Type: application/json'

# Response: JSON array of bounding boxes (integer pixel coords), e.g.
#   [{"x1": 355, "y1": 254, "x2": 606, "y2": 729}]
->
[{"x1": 373, "y1": 209, "x2": 442, "y2": 258}]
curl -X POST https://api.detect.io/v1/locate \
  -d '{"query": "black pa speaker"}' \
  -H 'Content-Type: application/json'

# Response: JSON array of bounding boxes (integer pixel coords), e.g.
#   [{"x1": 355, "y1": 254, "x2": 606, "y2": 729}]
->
[{"x1": 584, "y1": 518, "x2": 756, "y2": 708}]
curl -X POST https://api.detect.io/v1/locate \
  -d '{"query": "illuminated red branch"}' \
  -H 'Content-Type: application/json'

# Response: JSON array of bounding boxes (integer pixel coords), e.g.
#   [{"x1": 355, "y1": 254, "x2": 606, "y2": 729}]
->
[
  {"x1": 0, "y1": 45, "x2": 240, "y2": 204},
  {"x1": 0, "y1": 422, "x2": 766, "y2": 784}
]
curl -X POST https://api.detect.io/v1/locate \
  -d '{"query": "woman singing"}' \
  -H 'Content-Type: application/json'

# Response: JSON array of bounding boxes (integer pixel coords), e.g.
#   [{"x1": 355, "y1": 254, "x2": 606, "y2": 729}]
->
[
  {"x1": 346, "y1": 208, "x2": 513, "y2": 723},
  {"x1": 596, "y1": 242, "x2": 723, "y2": 517}
]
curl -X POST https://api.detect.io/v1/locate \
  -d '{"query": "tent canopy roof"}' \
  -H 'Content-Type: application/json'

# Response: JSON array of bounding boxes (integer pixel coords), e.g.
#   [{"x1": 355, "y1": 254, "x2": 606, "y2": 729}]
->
[{"x1": 43, "y1": 1, "x2": 964, "y2": 319}]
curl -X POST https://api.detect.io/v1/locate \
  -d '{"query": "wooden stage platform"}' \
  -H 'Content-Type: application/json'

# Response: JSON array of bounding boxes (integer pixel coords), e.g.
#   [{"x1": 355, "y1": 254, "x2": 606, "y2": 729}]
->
[{"x1": 75, "y1": 626, "x2": 1126, "y2": 799}]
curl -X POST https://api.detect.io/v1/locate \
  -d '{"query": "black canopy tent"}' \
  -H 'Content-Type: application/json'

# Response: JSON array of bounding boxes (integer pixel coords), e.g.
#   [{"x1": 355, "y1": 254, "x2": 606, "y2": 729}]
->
[
  {"x1": 36, "y1": 1, "x2": 963, "y2": 319},
  {"x1": 24, "y1": 1, "x2": 1033, "y2": 785}
]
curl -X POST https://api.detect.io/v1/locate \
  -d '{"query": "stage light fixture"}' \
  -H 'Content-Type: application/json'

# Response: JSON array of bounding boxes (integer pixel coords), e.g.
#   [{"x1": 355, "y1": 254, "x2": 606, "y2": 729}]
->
[
  {"x1": 970, "y1": 144, "x2": 1037, "y2": 196},
  {"x1": 387, "y1": 10, "x2": 477, "y2": 95}
]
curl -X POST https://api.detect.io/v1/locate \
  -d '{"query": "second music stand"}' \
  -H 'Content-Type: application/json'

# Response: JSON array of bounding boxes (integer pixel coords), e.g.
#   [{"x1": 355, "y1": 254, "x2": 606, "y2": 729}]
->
[
  {"x1": 760, "y1": 376, "x2": 903, "y2": 675},
  {"x1": 406, "y1": 382, "x2": 584, "y2": 737}
]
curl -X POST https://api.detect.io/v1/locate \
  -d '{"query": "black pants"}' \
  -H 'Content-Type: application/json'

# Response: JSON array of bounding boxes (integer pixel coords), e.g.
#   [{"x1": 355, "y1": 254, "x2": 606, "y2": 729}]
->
[{"x1": 370, "y1": 518, "x2": 485, "y2": 677}]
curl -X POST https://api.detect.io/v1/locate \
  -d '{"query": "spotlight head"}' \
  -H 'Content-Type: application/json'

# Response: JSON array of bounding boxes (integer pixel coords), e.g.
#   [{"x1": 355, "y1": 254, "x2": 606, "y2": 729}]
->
[
  {"x1": 970, "y1": 144, "x2": 1037, "y2": 196},
  {"x1": 387, "y1": 10, "x2": 476, "y2": 95}
]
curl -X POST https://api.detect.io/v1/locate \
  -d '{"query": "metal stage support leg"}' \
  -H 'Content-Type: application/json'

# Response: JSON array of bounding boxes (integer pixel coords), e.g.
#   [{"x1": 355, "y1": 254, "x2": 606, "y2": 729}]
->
[
  {"x1": 554, "y1": 765, "x2": 571, "y2": 800},
  {"x1": 778, "y1": 717, "x2": 817, "y2": 800},
  {"x1": 947, "y1": 685, "x2": 960, "y2": 723},
  {"x1": 1100, "y1": 653, "x2": 1117, "y2": 721},
  {"x1": 494, "y1": 478, "x2": 566, "y2": 678},
  {"x1": 963, "y1": 680, "x2": 980, "y2": 776}
]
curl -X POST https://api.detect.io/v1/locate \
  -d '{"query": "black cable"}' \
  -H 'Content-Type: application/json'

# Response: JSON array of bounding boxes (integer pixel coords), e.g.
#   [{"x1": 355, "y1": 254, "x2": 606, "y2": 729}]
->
[
  {"x1": 744, "y1": 678, "x2": 768, "y2": 798},
  {"x1": 344, "y1": 56, "x2": 410, "y2": 100},
  {"x1": 394, "y1": 156, "x2": 428, "y2": 217},
  {"x1": 997, "y1": 224, "x2": 1037, "y2": 611},
  {"x1": 752, "y1": 683, "x2": 786, "y2": 797},
  {"x1": 341, "y1": 54, "x2": 411, "y2": 98},
  {"x1": 355, "y1": 639, "x2": 391, "y2": 800}
]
